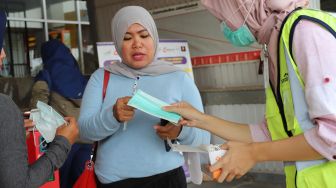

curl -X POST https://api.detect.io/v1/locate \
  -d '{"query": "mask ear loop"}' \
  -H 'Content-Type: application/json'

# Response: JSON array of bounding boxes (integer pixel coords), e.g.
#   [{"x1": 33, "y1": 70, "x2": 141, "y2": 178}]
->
[
  {"x1": 32, "y1": 126, "x2": 38, "y2": 147},
  {"x1": 33, "y1": 122, "x2": 48, "y2": 148},
  {"x1": 223, "y1": 0, "x2": 250, "y2": 26},
  {"x1": 39, "y1": 138, "x2": 47, "y2": 148},
  {"x1": 123, "y1": 77, "x2": 139, "y2": 131},
  {"x1": 242, "y1": 0, "x2": 256, "y2": 25}
]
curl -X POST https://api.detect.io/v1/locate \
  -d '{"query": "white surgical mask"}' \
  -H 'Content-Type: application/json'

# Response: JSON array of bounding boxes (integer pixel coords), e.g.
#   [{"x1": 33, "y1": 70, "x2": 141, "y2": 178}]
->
[{"x1": 30, "y1": 101, "x2": 66, "y2": 143}]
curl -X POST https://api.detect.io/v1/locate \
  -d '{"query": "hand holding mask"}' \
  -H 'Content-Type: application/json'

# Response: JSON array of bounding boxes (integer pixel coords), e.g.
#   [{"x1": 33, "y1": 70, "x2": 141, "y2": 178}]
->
[
  {"x1": 127, "y1": 89, "x2": 181, "y2": 124},
  {"x1": 29, "y1": 101, "x2": 67, "y2": 143}
]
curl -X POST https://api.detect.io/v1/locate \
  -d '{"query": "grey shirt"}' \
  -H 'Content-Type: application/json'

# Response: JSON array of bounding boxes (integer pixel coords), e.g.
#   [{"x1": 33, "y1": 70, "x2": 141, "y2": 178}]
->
[{"x1": 0, "y1": 94, "x2": 71, "y2": 188}]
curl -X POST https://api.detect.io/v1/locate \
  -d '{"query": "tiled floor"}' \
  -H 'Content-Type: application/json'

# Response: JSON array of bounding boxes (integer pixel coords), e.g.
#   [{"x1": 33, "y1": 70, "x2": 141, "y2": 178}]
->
[{"x1": 187, "y1": 173, "x2": 286, "y2": 188}]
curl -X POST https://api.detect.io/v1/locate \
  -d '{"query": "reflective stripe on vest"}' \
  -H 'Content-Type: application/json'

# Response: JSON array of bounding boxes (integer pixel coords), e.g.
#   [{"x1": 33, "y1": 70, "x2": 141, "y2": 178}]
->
[
  {"x1": 266, "y1": 8, "x2": 336, "y2": 188},
  {"x1": 283, "y1": 42, "x2": 327, "y2": 171}
]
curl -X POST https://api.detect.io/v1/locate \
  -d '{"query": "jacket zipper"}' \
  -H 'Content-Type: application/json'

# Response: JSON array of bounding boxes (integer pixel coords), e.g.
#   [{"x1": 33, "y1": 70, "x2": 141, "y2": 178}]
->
[{"x1": 132, "y1": 76, "x2": 140, "y2": 95}]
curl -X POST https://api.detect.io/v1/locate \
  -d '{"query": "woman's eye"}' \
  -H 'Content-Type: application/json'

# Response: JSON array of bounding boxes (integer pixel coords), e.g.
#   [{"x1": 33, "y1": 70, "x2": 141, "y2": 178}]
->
[
  {"x1": 141, "y1": 34, "x2": 149, "y2": 38},
  {"x1": 123, "y1": 37, "x2": 131, "y2": 41},
  {"x1": 123, "y1": 34, "x2": 132, "y2": 40}
]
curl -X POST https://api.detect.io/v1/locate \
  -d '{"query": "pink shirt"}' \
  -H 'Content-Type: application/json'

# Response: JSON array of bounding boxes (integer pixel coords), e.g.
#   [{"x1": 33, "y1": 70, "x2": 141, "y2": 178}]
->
[{"x1": 249, "y1": 20, "x2": 336, "y2": 161}]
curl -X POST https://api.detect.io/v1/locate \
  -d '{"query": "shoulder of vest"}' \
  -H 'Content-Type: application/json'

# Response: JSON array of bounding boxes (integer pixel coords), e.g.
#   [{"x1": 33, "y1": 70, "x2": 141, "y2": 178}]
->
[
  {"x1": 283, "y1": 8, "x2": 336, "y2": 32},
  {"x1": 279, "y1": 8, "x2": 336, "y2": 63}
]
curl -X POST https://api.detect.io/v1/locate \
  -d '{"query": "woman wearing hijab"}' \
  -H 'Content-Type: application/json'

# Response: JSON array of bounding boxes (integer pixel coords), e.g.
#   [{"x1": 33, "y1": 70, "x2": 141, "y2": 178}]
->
[
  {"x1": 30, "y1": 39, "x2": 92, "y2": 188},
  {"x1": 0, "y1": 11, "x2": 79, "y2": 187},
  {"x1": 164, "y1": 0, "x2": 336, "y2": 187},
  {"x1": 78, "y1": 6, "x2": 210, "y2": 188}
]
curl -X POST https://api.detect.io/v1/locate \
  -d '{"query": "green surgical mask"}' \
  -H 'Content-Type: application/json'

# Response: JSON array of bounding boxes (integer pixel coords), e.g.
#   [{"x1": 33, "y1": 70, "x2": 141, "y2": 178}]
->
[
  {"x1": 127, "y1": 89, "x2": 181, "y2": 124},
  {"x1": 220, "y1": 22, "x2": 256, "y2": 47},
  {"x1": 220, "y1": 0, "x2": 256, "y2": 47}
]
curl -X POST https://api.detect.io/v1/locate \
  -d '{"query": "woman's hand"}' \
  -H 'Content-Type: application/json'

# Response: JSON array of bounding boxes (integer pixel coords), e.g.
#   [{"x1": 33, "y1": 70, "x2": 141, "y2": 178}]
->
[
  {"x1": 210, "y1": 141, "x2": 257, "y2": 183},
  {"x1": 163, "y1": 102, "x2": 205, "y2": 127},
  {"x1": 24, "y1": 119, "x2": 35, "y2": 137},
  {"x1": 56, "y1": 117, "x2": 79, "y2": 145},
  {"x1": 154, "y1": 123, "x2": 182, "y2": 140},
  {"x1": 113, "y1": 96, "x2": 135, "y2": 122},
  {"x1": 24, "y1": 119, "x2": 35, "y2": 129}
]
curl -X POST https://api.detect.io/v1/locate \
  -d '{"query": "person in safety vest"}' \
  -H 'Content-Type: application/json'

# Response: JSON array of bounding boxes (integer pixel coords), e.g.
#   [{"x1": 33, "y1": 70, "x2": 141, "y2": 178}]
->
[{"x1": 163, "y1": 0, "x2": 336, "y2": 187}]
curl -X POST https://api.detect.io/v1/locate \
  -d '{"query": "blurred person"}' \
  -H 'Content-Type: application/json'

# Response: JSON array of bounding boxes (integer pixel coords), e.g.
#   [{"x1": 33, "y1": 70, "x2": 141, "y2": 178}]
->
[
  {"x1": 78, "y1": 6, "x2": 210, "y2": 188},
  {"x1": 164, "y1": 0, "x2": 336, "y2": 187},
  {"x1": 0, "y1": 12, "x2": 5, "y2": 72},
  {"x1": 0, "y1": 11, "x2": 79, "y2": 187},
  {"x1": 30, "y1": 39, "x2": 92, "y2": 188}
]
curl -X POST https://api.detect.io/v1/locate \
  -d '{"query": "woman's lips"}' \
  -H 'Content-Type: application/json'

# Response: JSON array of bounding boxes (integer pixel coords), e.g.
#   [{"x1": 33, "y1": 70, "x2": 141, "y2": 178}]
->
[{"x1": 132, "y1": 52, "x2": 145, "y2": 61}]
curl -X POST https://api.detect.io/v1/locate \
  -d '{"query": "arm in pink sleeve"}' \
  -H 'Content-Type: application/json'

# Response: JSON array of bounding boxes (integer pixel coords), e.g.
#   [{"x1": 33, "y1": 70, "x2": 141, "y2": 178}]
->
[
  {"x1": 249, "y1": 119, "x2": 272, "y2": 142},
  {"x1": 293, "y1": 20, "x2": 336, "y2": 161}
]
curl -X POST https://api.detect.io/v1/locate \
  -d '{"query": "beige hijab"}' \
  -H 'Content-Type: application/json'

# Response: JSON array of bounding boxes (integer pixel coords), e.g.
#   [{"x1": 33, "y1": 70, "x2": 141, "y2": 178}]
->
[
  {"x1": 106, "y1": 6, "x2": 181, "y2": 79},
  {"x1": 201, "y1": 0, "x2": 309, "y2": 87}
]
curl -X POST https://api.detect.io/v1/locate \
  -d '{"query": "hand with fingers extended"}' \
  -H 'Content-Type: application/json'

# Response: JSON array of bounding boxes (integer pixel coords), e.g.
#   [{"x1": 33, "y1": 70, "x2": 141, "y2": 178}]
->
[
  {"x1": 154, "y1": 123, "x2": 182, "y2": 140},
  {"x1": 56, "y1": 116, "x2": 79, "y2": 145},
  {"x1": 209, "y1": 141, "x2": 256, "y2": 183},
  {"x1": 113, "y1": 96, "x2": 135, "y2": 122},
  {"x1": 163, "y1": 101, "x2": 205, "y2": 127}
]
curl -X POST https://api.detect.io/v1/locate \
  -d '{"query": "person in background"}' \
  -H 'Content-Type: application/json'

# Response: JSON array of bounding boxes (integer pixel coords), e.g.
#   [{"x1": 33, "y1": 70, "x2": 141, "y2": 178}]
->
[
  {"x1": 164, "y1": 0, "x2": 336, "y2": 187},
  {"x1": 0, "y1": 11, "x2": 79, "y2": 187},
  {"x1": 30, "y1": 39, "x2": 92, "y2": 188},
  {"x1": 78, "y1": 6, "x2": 210, "y2": 188}
]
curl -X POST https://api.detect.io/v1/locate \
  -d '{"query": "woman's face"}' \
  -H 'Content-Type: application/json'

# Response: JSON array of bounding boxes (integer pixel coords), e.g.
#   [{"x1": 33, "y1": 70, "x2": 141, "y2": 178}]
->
[
  {"x1": 121, "y1": 23, "x2": 155, "y2": 69},
  {"x1": 0, "y1": 48, "x2": 6, "y2": 70}
]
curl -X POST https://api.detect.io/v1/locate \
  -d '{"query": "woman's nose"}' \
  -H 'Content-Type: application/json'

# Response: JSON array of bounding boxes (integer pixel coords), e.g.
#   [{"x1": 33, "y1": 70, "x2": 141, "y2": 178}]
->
[{"x1": 132, "y1": 38, "x2": 142, "y2": 49}]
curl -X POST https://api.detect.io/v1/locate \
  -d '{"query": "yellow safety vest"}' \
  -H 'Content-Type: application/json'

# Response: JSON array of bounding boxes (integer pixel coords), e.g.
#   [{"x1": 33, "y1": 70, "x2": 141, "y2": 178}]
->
[{"x1": 265, "y1": 8, "x2": 336, "y2": 188}]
